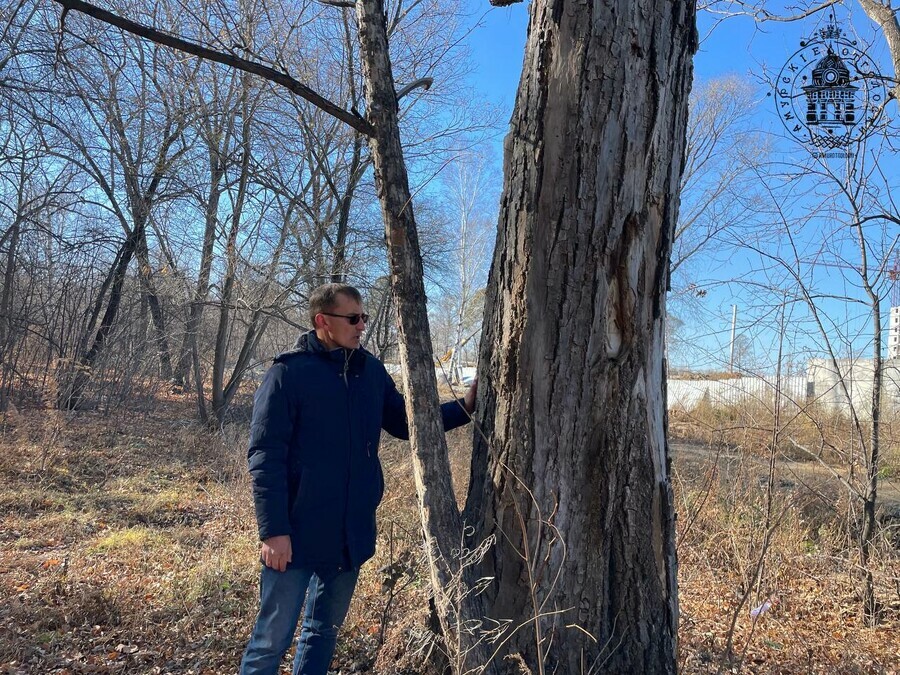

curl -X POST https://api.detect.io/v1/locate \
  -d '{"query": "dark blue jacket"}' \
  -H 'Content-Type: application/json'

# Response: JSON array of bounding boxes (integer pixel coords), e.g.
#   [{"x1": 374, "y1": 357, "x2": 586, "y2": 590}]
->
[{"x1": 247, "y1": 330, "x2": 470, "y2": 569}]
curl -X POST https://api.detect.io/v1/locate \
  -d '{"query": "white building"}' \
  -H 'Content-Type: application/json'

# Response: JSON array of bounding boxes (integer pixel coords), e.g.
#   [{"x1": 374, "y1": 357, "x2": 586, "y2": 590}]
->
[
  {"x1": 889, "y1": 306, "x2": 900, "y2": 360},
  {"x1": 806, "y1": 357, "x2": 900, "y2": 417}
]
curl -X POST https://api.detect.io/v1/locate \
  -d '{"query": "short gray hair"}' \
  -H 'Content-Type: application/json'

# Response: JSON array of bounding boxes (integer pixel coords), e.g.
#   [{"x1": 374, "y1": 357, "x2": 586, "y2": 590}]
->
[{"x1": 308, "y1": 283, "x2": 363, "y2": 325}]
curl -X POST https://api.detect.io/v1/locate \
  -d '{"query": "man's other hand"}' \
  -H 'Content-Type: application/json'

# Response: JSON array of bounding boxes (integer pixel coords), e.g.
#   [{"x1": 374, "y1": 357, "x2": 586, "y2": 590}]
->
[
  {"x1": 463, "y1": 378, "x2": 478, "y2": 414},
  {"x1": 261, "y1": 535, "x2": 292, "y2": 571}
]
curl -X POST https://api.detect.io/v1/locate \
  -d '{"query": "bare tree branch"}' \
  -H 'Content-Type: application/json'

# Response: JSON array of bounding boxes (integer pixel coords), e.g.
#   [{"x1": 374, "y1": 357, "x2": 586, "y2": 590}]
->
[
  {"x1": 702, "y1": 0, "x2": 841, "y2": 22},
  {"x1": 51, "y1": 0, "x2": 376, "y2": 136},
  {"x1": 858, "y1": 0, "x2": 900, "y2": 100}
]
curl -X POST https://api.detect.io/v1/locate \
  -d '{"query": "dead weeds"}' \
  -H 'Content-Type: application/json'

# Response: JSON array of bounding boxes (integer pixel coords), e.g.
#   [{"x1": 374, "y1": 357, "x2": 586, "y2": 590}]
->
[{"x1": 1, "y1": 397, "x2": 898, "y2": 674}]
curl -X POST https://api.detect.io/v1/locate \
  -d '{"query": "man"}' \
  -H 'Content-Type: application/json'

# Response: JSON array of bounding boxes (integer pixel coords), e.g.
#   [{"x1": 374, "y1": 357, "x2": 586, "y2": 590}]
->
[{"x1": 240, "y1": 283, "x2": 475, "y2": 675}]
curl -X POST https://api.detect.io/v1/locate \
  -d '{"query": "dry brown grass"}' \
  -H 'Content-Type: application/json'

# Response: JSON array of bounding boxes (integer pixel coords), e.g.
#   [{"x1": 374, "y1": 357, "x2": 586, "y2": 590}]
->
[
  {"x1": 675, "y1": 446, "x2": 900, "y2": 673},
  {"x1": 0, "y1": 393, "x2": 898, "y2": 674},
  {"x1": 0, "y1": 399, "x2": 261, "y2": 674},
  {"x1": 670, "y1": 398, "x2": 900, "y2": 471}
]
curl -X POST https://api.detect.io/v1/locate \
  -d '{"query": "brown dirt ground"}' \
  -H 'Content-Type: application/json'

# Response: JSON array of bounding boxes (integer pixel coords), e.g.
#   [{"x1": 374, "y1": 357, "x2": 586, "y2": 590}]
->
[{"x1": 0, "y1": 397, "x2": 897, "y2": 674}]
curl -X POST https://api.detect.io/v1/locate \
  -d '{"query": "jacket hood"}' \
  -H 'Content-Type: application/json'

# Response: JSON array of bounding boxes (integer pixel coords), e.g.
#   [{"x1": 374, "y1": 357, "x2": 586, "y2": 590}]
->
[{"x1": 293, "y1": 330, "x2": 325, "y2": 353}]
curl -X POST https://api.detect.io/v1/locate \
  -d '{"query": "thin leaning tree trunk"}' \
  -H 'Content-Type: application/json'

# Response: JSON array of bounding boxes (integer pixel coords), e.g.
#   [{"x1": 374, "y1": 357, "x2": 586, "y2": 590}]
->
[
  {"x1": 172, "y1": 157, "x2": 223, "y2": 390},
  {"x1": 355, "y1": 0, "x2": 495, "y2": 670},
  {"x1": 136, "y1": 225, "x2": 173, "y2": 381},
  {"x1": 211, "y1": 73, "x2": 253, "y2": 423},
  {"x1": 857, "y1": 217, "x2": 883, "y2": 626},
  {"x1": 218, "y1": 206, "x2": 292, "y2": 419},
  {"x1": 0, "y1": 214, "x2": 22, "y2": 412},
  {"x1": 59, "y1": 220, "x2": 145, "y2": 409}
]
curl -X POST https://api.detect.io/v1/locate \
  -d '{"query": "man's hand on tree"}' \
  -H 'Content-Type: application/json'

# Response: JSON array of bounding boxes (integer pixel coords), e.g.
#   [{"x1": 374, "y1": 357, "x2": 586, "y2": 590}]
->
[
  {"x1": 464, "y1": 377, "x2": 478, "y2": 414},
  {"x1": 261, "y1": 535, "x2": 292, "y2": 572}
]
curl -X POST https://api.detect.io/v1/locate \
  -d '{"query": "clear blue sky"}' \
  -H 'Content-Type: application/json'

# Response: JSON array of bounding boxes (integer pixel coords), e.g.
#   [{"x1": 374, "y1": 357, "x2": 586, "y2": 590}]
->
[{"x1": 459, "y1": 1, "x2": 899, "y2": 373}]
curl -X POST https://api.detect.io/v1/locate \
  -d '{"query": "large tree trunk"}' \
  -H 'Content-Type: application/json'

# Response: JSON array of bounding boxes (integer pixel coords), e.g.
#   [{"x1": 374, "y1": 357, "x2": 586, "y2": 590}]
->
[{"x1": 466, "y1": 1, "x2": 697, "y2": 672}]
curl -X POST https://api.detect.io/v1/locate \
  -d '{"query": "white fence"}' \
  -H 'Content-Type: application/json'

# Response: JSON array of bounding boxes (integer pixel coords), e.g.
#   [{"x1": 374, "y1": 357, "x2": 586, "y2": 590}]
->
[
  {"x1": 384, "y1": 359, "x2": 900, "y2": 416},
  {"x1": 668, "y1": 376, "x2": 809, "y2": 411},
  {"x1": 807, "y1": 358, "x2": 900, "y2": 417},
  {"x1": 383, "y1": 363, "x2": 477, "y2": 386},
  {"x1": 669, "y1": 359, "x2": 900, "y2": 417}
]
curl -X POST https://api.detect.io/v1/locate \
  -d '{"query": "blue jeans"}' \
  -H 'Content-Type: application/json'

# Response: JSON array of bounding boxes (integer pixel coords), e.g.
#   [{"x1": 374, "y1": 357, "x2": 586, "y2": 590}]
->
[{"x1": 240, "y1": 564, "x2": 360, "y2": 675}]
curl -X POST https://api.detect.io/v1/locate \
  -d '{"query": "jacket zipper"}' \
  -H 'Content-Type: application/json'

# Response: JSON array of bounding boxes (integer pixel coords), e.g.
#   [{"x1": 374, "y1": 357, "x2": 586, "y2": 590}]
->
[
  {"x1": 343, "y1": 348, "x2": 353, "y2": 564},
  {"x1": 342, "y1": 349, "x2": 351, "y2": 387},
  {"x1": 345, "y1": 349, "x2": 367, "y2": 456}
]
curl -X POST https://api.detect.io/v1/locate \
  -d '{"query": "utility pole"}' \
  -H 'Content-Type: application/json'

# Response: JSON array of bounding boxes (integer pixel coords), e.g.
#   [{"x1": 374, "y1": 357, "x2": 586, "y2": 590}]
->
[
  {"x1": 889, "y1": 251, "x2": 900, "y2": 360},
  {"x1": 728, "y1": 304, "x2": 738, "y2": 373}
]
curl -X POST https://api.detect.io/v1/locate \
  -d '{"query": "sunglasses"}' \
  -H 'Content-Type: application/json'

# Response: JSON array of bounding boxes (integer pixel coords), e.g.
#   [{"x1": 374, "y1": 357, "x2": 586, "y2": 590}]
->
[{"x1": 321, "y1": 312, "x2": 370, "y2": 325}]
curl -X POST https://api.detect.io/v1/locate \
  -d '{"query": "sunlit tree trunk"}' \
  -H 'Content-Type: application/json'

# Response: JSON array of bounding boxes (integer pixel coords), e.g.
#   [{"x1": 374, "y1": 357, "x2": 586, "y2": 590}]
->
[
  {"x1": 171, "y1": 150, "x2": 224, "y2": 391},
  {"x1": 465, "y1": 0, "x2": 697, "y2": 670},
  {"x1": 211, "y1": 72, "x2": 252, "y2": 423}
]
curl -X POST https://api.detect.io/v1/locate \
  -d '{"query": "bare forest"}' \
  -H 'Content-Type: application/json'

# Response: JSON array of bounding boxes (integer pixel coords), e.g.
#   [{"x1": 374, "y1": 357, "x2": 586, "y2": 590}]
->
[{"x1": 1, "y1": 0, "x2": 900, "y2": 673}]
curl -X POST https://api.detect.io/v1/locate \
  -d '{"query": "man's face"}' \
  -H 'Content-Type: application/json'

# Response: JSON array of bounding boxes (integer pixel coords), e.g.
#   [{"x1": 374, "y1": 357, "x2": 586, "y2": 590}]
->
[{"x1": 315, "y1": 293, "x2": 367, "y2": 350}]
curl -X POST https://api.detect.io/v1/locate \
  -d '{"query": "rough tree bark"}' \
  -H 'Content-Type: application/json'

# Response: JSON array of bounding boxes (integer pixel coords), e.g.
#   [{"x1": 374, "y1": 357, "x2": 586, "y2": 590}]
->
[{"x1": 465, "y1": 0, "x2": 697, "y2": 671}]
